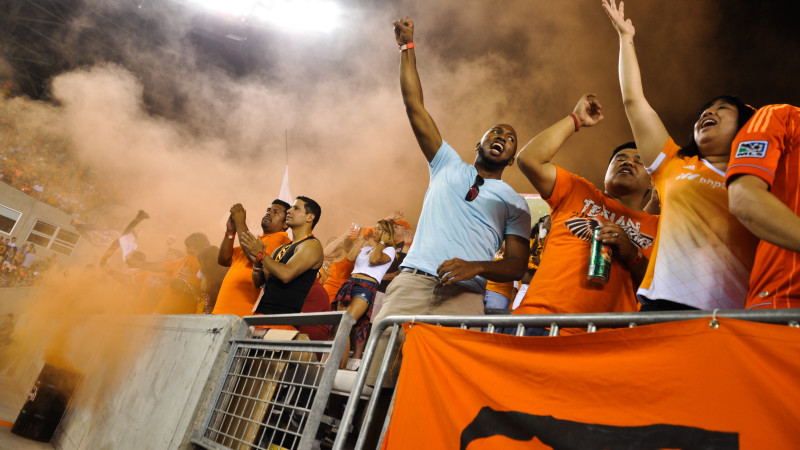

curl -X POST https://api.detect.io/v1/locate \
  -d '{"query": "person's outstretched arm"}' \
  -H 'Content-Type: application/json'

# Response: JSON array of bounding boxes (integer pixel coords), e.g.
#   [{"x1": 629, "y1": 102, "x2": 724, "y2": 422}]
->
[
  {"x1": 602, "y1": 0, "x2": 669, "y2": 165},
  {"x1": 517, "y1": 94, "x2": 604, "y2": 199},
  {"x1": 392, "y1": 17, "x2": 443, "y2": 163}
]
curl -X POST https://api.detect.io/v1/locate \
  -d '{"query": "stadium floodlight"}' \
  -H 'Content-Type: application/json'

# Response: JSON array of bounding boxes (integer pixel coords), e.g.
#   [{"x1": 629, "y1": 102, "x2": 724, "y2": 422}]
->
[
  {"x1": 183, "y1": 0, "x2": 342, "y2": 32},
  {"x1": 252, "y1": 0, "x2": 342, "y2": 32},
  {"x1": 185, "y1": 0, "x2": 256, "y2": 18}
]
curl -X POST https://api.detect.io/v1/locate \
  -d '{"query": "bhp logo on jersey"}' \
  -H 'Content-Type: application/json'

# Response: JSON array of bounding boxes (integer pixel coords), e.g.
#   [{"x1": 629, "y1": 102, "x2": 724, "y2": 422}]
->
[
  {"x1": 675, "y1": 173, "x2": 700, "y2": 181},
  {"x1": 675, "y1": 172, "x2": 724, "y2": 189},
  {"x1": 734, "y1": 140, "x2": 768, "y2": 159}
]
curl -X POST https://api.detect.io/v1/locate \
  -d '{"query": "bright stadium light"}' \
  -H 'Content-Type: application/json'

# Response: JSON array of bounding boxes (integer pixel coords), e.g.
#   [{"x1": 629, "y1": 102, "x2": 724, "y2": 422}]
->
[
  {"x1": 183, "y1": 0, "x2": 342, "y2": 33},
  {"x1": 253, "y1": 0, "x2": 342, "y2": 33},
  {"x1": 185, "y1": 0, "x2": 255, "y2": 18}
]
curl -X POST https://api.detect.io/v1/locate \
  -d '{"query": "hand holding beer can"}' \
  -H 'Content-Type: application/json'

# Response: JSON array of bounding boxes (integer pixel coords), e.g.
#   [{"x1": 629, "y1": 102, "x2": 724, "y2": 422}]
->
[{"x1": 588, "y1": 227, "x2": 611, "y2": 285}]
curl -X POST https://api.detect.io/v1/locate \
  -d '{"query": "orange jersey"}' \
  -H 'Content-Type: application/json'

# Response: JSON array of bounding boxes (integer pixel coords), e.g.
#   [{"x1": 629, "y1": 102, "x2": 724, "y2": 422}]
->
[
  {"x1": 212, "y1": 232, "x2": 291, "y2": 317},
  {"x1": 638, "y1": 138, "x2": 758, "y2": 309},
  {"x1": 154, "y1": 255, "x2": 203, "y2": 314},
  {"x1": 322, "y1": 258, "x2": 355, "y2": 303},
  {"x1": 727, "y1": 104, "x2": 800, "y2": 309},
  {"x1": 514, "y1": 167, "x2": 658, "y2": 332}
]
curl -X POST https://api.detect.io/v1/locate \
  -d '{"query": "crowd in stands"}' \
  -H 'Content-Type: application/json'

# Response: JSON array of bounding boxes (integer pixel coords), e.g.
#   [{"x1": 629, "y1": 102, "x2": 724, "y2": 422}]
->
[
  {"x1": 0, "y1": 237, "x2": 56, "y2": 287},
  {"x1": 0, "y1": 120, "x2": 117, "y2": 220}
]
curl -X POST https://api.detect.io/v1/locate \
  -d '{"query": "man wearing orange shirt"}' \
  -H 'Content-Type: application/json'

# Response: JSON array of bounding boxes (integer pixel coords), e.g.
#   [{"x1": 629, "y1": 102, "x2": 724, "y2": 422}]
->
[
  {"x1": 212, "y1": 200, "x2": 291, "y2": 317},
  {"x1": 727, "y1": 104, "x2": 800, "y2": 309},
  {"x1": 153, "y1": 232, "x2": 211, "y2": 314},
  {"x1": 512, "y1": 95, "x2": 659, "y2": 335}
]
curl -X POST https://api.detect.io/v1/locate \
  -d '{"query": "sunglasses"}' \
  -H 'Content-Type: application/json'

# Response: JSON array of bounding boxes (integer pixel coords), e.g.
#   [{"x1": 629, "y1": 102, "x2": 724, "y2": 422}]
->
[{"x1": 465, "y1": 175, "x2": 484, "y2": 202}]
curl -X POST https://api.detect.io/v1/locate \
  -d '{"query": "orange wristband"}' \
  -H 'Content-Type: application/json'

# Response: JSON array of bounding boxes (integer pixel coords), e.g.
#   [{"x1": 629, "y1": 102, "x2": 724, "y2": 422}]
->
[{"x1": 399, "y1": 43, "x2": 415, "y2": 52}]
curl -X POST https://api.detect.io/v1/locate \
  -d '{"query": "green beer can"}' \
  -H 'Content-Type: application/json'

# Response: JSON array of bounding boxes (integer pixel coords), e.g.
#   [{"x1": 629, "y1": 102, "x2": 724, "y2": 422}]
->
[{"x1": 588, "y1": 227, "x2": 611, "y2": 285}]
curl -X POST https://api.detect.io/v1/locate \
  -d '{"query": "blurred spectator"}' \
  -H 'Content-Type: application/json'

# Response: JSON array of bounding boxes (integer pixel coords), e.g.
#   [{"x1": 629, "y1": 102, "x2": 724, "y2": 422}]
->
[{"x1": 196, "y1": 245, "x2": 228, "y2": 314}]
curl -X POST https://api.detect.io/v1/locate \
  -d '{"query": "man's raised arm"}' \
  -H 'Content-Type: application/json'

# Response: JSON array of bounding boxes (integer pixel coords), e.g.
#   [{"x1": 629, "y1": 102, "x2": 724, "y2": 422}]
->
[
  {"x1": 393, "y1": 17, "x2": 443, "y2": 163},
  {"x1": 517, "y1": 95, "x2": 604, "y2": 199}
]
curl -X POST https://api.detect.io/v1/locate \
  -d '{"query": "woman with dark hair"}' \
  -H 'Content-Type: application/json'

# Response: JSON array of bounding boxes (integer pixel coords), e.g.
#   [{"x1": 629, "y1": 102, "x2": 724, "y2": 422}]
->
[
  {"x1": 603, "y1": 0, "x2": 758, "y2": 311},
  {"x1": 332, "y1": 219, "x2": 397, "y2": 369}
]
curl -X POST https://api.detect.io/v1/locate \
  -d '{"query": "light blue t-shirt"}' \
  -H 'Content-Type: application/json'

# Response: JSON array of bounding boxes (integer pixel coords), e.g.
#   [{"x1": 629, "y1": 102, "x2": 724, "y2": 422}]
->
[{"x1": 402, "y1": 141, "x2": 531, "y2": 293}]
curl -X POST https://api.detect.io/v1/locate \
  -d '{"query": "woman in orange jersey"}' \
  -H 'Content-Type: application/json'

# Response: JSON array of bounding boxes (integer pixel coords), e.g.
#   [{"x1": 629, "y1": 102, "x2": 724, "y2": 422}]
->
[
  {"x1": 603, "y1": 0, "x2": 757, "y2": 311},
  {"x1": 332, "y1": 220, "x2": 397, "y2": 369}
]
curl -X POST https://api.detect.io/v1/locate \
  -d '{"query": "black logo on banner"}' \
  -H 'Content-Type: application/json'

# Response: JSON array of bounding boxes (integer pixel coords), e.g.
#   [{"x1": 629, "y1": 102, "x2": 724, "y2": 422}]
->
[{"x1": 460, "y1": 407, "x2": 738, "y2": 449}]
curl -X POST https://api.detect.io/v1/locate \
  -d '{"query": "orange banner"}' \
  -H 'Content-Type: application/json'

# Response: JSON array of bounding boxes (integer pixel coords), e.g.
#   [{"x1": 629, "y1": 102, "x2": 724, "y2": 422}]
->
[{"x1": 384, "y1": 318, "x2": 800, "y2": 449}]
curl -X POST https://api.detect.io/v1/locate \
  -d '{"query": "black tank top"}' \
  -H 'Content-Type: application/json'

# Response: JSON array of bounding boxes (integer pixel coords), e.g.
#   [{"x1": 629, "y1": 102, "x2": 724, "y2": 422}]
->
[{"x1": 255, "y1": 236, "x2": 320, "y2": 315}]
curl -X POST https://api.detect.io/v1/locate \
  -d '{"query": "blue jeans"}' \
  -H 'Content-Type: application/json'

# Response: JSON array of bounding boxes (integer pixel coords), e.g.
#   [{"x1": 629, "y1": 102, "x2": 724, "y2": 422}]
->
[{"x1": 483, "y1": 290, "x2": 511, "y2": 310}]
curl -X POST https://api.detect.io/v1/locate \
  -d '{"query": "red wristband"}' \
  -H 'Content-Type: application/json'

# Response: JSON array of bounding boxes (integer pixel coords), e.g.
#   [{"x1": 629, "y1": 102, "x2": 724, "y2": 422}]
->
[
  {"x1": 569, "y1": 113, "x2": 580, "y2": 132},
  {"x1": 225, "y1": 233, "x2": 235, "y2": 240},
  {"x1": 399, "y1": 42, "x2": 415, "y2": 52},
  {"x1": 254, "y1": 251, "x2": 267, "y2": 263}
]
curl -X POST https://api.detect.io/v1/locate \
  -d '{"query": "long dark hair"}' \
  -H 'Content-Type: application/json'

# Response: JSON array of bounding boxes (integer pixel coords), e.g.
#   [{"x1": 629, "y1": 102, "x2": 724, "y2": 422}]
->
[{"x1": 677, "y1": 95, "x2": 756, "y2": 159}]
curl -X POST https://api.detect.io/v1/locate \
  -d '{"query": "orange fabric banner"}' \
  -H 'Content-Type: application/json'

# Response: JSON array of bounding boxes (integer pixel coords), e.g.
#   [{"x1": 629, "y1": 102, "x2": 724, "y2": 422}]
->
[{"x1": 383, "y1": 318, "x2": 800, "y2": 449}]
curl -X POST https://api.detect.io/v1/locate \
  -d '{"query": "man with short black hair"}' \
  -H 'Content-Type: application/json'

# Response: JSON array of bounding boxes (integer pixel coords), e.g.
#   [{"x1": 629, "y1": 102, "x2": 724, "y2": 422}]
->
[
  {"x1": 212, "y1": 200, "x2": 292, "y2": 316},
  {"x1": 512, "y1": 94, "x2": 659, "y2": 334},
  {"x1": 242, "y1": 196, "x2": 324, "y2": 315},
  {"x1": 367, "y1": 17, "x2": 532, "y2": 386}
]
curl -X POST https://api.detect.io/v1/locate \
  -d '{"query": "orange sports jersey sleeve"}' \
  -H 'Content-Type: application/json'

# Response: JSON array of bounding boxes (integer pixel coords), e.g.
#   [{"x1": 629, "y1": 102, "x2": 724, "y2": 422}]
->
[
  {"x1": 212, "y1": 231, "x2": 291, "y2": 317},
  {"x1": 727, "y1": 104, "x2": 800, "y2": 309}
]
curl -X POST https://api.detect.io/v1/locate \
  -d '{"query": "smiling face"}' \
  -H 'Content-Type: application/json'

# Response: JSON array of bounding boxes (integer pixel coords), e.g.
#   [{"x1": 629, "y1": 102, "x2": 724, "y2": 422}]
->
[
  {"x1": 604, "y1": 148, "x2": 651, "y2": 195},
  {"x1": 693, "y1": 100, "x2": 741, "y2": 157},
  {"x1": 475, "y1": 124, "x2": 518, "y2": 170}
]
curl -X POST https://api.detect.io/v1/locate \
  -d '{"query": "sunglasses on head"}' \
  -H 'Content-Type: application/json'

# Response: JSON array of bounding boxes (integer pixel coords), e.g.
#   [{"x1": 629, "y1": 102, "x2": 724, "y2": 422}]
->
[{"x1": 465, "y1": 175, "x2": 484, "y2": 202}]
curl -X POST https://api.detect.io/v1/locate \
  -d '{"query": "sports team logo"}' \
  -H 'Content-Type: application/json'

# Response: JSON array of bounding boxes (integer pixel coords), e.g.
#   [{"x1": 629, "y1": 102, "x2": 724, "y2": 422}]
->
[{"x1": 734, "y1": 140, "x2": 768, "y2": 159}]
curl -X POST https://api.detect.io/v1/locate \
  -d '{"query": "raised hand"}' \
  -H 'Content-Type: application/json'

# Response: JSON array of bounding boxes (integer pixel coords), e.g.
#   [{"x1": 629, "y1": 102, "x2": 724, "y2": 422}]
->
[
  {"x1": 230, "y1": 203, "x2": 246, "y2": 227},
  {"x1": 392, "y1": 16, "x2": 414, "y2": 46},
  {"x1": 239, "y1": 231, "x2": 266, "y2": 259},
  {"x1": 602, "y1": 0, "x2": 635, "y2": 37},
  {"x1": 572, "y1": 94, "x2": 604, "y2": 128}
]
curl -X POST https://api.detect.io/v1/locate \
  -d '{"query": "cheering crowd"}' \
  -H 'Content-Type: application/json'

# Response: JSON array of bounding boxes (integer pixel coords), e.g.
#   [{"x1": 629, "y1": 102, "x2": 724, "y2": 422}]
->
[{"x1": 2, "y1": 2, "x2": 799, "y2": 372}]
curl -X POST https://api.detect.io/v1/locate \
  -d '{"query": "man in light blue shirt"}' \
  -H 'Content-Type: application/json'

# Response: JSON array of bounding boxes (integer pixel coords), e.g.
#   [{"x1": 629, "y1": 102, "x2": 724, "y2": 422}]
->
[{"x1": 366, "y1": 17, "x2": 531, "y2": 386}]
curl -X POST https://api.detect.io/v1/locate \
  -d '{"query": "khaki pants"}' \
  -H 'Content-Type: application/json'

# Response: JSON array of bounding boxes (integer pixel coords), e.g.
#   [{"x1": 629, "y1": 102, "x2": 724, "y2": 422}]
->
[{"x1": 365, "y1": 272, "x2": 484, "y2": 386}]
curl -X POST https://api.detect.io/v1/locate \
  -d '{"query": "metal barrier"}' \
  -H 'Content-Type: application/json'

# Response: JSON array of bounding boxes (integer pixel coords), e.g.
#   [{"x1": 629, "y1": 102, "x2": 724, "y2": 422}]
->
[
  {"x1": 333, "y1": 308, "x2": 800, "y2": 450},
  {"x1": 192, "y1": 311, "x2": 354, "y2": 450}
]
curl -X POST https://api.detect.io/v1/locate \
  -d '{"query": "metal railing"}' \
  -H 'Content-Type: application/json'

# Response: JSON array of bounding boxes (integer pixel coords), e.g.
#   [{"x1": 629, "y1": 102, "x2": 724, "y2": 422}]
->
[
  {"x1": 192, "y1": 311, "x2": 354, "y2": 450},
  {"x1": 332, "y1": 308, "x2": 800, "y2": 450}
]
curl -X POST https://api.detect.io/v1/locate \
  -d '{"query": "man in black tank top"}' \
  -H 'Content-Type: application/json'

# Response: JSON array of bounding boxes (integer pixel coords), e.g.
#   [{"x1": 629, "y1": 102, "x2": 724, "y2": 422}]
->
[{"x1": 241, "y1": 196, "x2": 324, "y2": 315}]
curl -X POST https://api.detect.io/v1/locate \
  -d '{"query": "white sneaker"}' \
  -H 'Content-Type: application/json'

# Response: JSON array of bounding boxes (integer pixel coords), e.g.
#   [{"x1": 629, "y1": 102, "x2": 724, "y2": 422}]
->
[{"x1": 345, "y1": 358, "x2": 361, "y2": 371}]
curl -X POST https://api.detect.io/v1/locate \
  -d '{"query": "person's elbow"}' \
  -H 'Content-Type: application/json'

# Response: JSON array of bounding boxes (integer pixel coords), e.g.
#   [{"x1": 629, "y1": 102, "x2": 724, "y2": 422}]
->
[
  {"x1": 727, "y1": 179, "x2": 755, "y2": 224},
  {"x1": 506, "y1": 257, "x2": 528, "y2": 281}
]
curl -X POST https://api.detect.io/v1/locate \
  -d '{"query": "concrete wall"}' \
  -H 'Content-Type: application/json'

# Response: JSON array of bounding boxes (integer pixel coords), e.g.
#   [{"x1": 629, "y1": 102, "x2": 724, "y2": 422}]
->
[
  {"x1": 53, "y1": 314, "x2": 245, "y2": 450},
  {"x1": 0, "y1": 182, "x2": 97, "y2": 265}
]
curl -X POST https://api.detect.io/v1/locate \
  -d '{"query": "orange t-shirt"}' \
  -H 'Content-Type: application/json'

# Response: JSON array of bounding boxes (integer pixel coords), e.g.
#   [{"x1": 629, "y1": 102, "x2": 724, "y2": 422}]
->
[
  {"x1": 212, "y1": 232, "x2": 291, "y2": 317},
  {"x1": 154, "y1": 255, "x2": 203, "y2": 314},
  {"x1": 513, "y1": 167, "x2": 658, "y2": 333},
  {"x1": 322, "y1": 258, "x2": 355, "y2": 303},
  {"x1": 726, "y1": 104, "x2": 800, "y2": 309}
]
